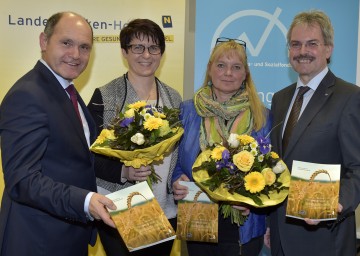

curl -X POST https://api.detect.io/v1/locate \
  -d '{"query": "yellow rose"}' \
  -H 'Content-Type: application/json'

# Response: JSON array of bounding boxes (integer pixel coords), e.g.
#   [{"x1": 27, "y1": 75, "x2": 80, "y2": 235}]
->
[
  {"x1": 159, "y1": 120, "x2": 171, "y2": 137},
  {"x1": 244, "y1": 171, "x2": 266, "y2": 193},
  {"x1": 211, "y1": 146, "x2": 226, "y2": 161},
  {"x1": 261, "y1": 168, "x2": 276, "y2": 185},
  {"x1": 124, "y1": 108, "x2": 135, "y2": 118},
  {"x1": 233, "y1": 151, "x2": 254, "y2": 172}
]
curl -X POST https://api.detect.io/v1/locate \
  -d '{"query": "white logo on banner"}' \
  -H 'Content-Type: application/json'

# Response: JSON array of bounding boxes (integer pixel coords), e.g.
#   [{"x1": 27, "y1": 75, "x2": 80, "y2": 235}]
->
[{"x1": 211, "y1": 7, "x2": 287, "y2": 57}]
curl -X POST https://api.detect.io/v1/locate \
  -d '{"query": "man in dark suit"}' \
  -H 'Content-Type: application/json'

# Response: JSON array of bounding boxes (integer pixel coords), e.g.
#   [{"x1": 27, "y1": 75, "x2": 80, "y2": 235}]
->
[
  {"x1": 268, "y1": 10, "x2": 360, "y2": 256},
  {"x1": 0, "y1": 12, "x2": 116, "y2": 256}
]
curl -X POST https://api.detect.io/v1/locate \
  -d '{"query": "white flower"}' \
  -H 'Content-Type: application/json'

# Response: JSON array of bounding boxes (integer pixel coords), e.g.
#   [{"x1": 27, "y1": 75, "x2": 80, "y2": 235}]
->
[
  {"x1": 130, "y1": 133, "x2": 145, "y2": 145},
  {"x1": 250, "y1": 148, "x2": 258, "y2": 156},
  {"x1": 250, "y1": 141, "x2": 258, "y2": 150},
  {"x1": 228, "y1": 133, "x2": 240, "y2": 148},
  {"x1": 258, "y1": 154, "x2": 264, "y2": 162},
  {"x1": 140, "y1": 108, "x2": 147, "y2": 116},
  {"x1": 143, "y1": 113, "x2": 152, "y2": 120},
  {"x1": 273, "y1": 160, "x2": 286, "y2": 174}
]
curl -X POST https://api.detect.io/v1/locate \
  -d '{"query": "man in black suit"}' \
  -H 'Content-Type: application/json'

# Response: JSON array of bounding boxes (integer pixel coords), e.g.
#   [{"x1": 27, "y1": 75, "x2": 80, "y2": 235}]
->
[
  {"x1": 268, "y1": 10, "x2": 360, "y2": 256},
  {"x1": 0, "y1": 11, "x2": 116, "y2": 256}
]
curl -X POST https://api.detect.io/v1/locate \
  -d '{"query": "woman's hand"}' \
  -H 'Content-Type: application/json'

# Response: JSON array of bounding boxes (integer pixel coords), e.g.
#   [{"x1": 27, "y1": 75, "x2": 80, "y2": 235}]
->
[
  {"x1": 264, "y1": 227, "x2": 271, "y2": 248},
  {"x1": 122, "y1": 165, "x2": 151, "y2": 182},
  {"x1": 172, "y1": 174, "x2": 190, "y2": 200}
]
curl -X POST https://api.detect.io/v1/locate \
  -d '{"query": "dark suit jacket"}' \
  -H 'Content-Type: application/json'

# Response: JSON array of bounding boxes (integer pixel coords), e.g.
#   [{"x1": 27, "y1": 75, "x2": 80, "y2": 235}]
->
[
  {"x1": 0, "y1": 61, "x2": 97, "y2": 256},
  {"x1": 269, "y1": 70, "x2": 360, "y2": 256}
]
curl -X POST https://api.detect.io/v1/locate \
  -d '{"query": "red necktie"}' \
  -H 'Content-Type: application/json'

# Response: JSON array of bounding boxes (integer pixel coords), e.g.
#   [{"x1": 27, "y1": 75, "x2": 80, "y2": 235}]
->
[
  {"x1": 282, "y1": 86, "x2": 310, "y2": 152},
  {"x1": 65, "y1": 84, "x2": 82, "y2": 121}
]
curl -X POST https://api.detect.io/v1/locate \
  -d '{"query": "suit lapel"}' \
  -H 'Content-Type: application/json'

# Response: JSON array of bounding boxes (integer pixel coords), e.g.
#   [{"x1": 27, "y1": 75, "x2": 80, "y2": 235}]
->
[
  {"x1": 35, "y1": 61, "x2": 93, "y2": 150},
  {"x1": 65, "y1": 94, "x2": 90, "y2": 149},
  {"x1": 284, "y1": 71, "x2": 336, "y2": 157},
  {"x1": 273, "y1": 84, "x2": 297, "y2": 156}
]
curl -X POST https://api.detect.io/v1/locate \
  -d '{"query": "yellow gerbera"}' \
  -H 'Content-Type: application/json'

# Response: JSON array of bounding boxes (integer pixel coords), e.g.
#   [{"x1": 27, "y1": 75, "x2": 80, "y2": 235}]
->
[
  {"x1": 211, "y1": 146, "x2": 226, "y2": 161},
  {"x1": 128, "y1": 101, "x2": 147, "y2": 110},
  {"x1": 237, "y1": 134, "x2": 255, "y2": 145},
  {"x1": 96, "y1": 129, "x2": 115, "y2": 144},
  {"x1": 244, "y1": 172, "x2": 266, "y2": 193},
  {"x1": 143, "y1": 116, "x2": 163, "y2": 131}
]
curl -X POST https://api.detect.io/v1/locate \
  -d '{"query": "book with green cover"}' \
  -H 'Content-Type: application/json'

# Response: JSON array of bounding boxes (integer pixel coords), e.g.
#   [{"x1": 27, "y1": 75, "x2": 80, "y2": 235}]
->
[
  {"x1": 106, "y1": 181, "x2": 176, "y2": 252},
  {"x1": 176, "y1": 181, "x2": 218, "y2": 243},
  {"x1": 286, "y1": 160, "x2": 340, "y2": 221}
]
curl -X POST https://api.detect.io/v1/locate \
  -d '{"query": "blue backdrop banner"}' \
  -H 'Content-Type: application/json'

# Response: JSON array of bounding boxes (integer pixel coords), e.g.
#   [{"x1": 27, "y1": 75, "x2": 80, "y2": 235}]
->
[{"x1": 195, "y1": 0, "x2": 359, "y2": 108}]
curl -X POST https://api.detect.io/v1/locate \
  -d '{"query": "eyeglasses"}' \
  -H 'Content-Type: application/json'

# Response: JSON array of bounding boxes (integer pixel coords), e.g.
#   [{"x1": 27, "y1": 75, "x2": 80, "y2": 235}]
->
[
  {"x1": 288, "y1": 40, "x2": 324, "y2": 51},
  {"x1": 215, "y1": 37, "x2": 246, "y2": 50},
  {"x1": 127, "y1": 44, "x2": 161, "y2": 55}
]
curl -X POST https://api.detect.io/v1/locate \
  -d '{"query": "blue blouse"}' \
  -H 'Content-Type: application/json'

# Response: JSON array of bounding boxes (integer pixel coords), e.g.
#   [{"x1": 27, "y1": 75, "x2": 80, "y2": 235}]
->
[{"x1": 172, "y1": 99, "x2": 272, "y2": 244}]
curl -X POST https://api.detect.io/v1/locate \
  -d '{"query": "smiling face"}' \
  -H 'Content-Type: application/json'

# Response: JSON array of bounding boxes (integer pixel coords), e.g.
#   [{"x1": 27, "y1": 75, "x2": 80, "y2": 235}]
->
[
  {"x1": 122, "y1": 35, "x2": 162, "y2": 79},
  {"x1": 209, "y1": 49, "x2": 247, "y2": 103},
  {"x1": 40, "y1": 13, "x2": 93, "y2": 81},
  {"x1": 289, "y1": 23, "x2": 333, "y2": 84}
]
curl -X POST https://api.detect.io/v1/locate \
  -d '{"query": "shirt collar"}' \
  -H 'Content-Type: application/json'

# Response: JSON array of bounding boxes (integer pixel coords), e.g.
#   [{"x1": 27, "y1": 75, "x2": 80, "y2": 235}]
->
[
  {"x1": 296, "y1": 66, "x2": 329, "y2": 91},
  {"x1": 40, "y1": 59, "x2": 73, "y2": 89}
]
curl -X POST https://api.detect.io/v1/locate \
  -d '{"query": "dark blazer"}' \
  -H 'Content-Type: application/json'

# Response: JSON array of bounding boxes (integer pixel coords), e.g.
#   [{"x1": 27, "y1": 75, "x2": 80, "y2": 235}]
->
[
  {"x1": 269, "y1": 70, "x2": 360, "y2": 256},
  {"x1": 0, "y1": 61, "x2": 97, "y2": 256}
]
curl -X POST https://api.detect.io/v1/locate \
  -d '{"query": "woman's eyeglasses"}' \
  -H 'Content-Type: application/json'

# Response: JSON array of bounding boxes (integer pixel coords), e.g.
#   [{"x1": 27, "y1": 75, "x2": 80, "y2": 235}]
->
[
  {"x1": 127, "y1": 44, "x2": 161, "y2": 55},
  {"x1": 215, "y1": 37, "x2": 246, "y2": 50}
]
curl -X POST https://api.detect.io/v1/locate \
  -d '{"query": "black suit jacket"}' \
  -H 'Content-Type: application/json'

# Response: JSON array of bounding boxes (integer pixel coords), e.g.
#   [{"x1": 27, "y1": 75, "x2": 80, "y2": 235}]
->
[
  {"x1": 0, "y1": 61, "x2": 97, "y2": 256},
  {"x1": 269, "y1": 70, "x2": 360, "y2": 256}
]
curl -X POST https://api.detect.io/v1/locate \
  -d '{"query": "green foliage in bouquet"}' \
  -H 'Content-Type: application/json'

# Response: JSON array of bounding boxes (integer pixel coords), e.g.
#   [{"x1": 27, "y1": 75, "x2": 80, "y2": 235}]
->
[
  {"x1": 106, "y1": 101, "x2": 181, "y2": 150},
  {"x1": 192, "y1": 133, "x2": 289, "y2": 225},
  {"x1": 90, "y1": 101, "x2": 183, "y2": 186}
]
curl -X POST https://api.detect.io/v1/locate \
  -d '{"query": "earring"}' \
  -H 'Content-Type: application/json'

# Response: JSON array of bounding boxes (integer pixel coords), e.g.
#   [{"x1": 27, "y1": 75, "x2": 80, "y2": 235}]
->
[{"x1": 207, "y1": 80, "x2": 213, "y2": 86}]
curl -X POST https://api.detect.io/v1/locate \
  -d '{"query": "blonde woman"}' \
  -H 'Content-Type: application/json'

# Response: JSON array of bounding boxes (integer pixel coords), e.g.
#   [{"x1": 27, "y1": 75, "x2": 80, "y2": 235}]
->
[{"x1": 172, "y1": 38, "x2": 271, "y2": 256}]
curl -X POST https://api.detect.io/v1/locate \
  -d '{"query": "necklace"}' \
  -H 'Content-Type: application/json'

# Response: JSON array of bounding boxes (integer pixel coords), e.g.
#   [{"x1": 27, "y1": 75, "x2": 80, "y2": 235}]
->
[{"x1": 120, "y1": 72, "x2": 160, "y2": 111}]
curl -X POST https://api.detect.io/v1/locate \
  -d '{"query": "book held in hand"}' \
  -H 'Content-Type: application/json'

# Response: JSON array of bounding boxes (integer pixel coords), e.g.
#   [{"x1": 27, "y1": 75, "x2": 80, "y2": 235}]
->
[
  {"x1": 286, "y1": 160, "x2": 340, "y2": 221},
  {"x1": 106, "y1": 181, "x2": 176, "y2": 252},
  {"x1": 176, "y1": 181, "x2": 218, "y2": 243}
]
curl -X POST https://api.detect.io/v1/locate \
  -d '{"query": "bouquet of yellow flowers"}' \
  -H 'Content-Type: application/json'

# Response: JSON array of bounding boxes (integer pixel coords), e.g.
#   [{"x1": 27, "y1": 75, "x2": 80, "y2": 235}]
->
[
  {"x1": 192, "y1": 133, "x2": 290, "y2": 225},
  {"x1": 90, "y1": 101, "x2": 184, "y2": 186}
]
